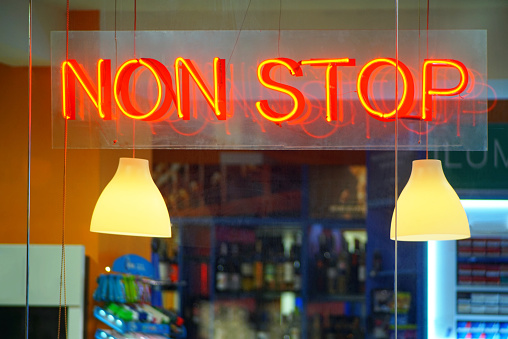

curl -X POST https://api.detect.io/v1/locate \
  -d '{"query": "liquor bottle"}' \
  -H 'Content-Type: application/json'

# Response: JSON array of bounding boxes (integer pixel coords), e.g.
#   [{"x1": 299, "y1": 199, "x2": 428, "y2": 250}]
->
[
  {"x1": 216, "y1": 242, "x2": 229, "y2": 292},
  {"x1": 370, "y1": 250, "x2": 383, "y2": 277},
  {"x1": 349, "y1": 239, "x2": 360, "y2": 294},
  {"x1": 168, "y1": 249, "x2": 179, "y2": 283},
  {"x1": 254, "y1": 240, "x2": 264, "y2": 291},
  {"x1": 229, "y1": 243, "x2": 241, "y2": 292},
  {"x1": 326, "y1": 254, "x2": 338, "y2": 295},
  {"x1": 337, "y1": 236, "x2": 350, "y2": 295},
  {"x1": 241, "y1": 243, "x2": 255, "y2": 292},
  {"x1": 315, "y1": 231, "x2": 327, "y2": 293},
  {"x1": 309, "y1": 314, "x2": 322, "y2": 339},
  {"x1": 282, "y1": 232, "x2": 295, "y2": 291},
  {"x1": 293, "y1": 232, "x2": 302, "y2": 291},
  {"x1": 264, "y1": 237, "x2": 276, "y2": 291},
  {"x1": 275, "y1": 236, "x2": 285, "y2": 291},
  {"x1": 326, "y1": 235, "x2": 337, "y2": 295},
  {"x1": 357, "y1": 239, "x2": 366, "y2": 294}
]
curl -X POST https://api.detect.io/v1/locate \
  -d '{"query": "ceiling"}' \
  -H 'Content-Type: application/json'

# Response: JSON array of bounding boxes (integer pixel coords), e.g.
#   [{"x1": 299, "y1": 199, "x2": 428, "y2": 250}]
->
[{"x1": 1, "y1": 0, "x2": 508, "y2": 75}]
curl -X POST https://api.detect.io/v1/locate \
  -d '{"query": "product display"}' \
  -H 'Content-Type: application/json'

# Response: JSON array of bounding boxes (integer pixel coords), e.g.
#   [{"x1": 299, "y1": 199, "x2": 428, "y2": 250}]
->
[
  {"x1": 214, "y1": 231, "x2": 302, "y2": 294},
  {"x1": 93, "y1": 255, "x2": 186, "y2": 339},
  {"x1": 452, "y1": 237, "x2": 508, "y2": 338},
  {"x1": 312, "y1": 230, "x2": 366, "y2": 296}
]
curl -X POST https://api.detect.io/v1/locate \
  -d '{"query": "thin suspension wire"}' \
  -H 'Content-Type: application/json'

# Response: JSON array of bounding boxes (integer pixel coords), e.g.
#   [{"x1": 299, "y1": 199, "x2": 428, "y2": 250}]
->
[
  {"x1": 227, "y1": 0, "x2": 252, "y2": 68},
  {"x1": 133, "y1": 0, "x2": 137, "y2": 158},
  {"x1": 394, "y1": 0, "x2": 399, "y2": 338},
  {"x1": 426, "y1": 0, "x2": 430, "y2": 159},
  {"x1": 26, "y1": 0, "x2": 33, "y2": 336},
  {"x1": 115, "y1": 0, "x2": 119, "y2": 143},
  {"x1": 278, "y1": 0, "x2": 282, "y2": 58},
  {"x1": 58, "y1": 0, "x2": 70, "y2": 338},
  {"x1": 418, "y1": 0, "x2": 422, "y2": 144}
]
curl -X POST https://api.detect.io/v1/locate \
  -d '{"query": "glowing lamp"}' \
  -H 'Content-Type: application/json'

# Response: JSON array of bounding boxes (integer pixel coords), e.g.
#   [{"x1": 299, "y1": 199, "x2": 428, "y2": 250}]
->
[
  {"x1": 390, "y1": 159, "x2": 470, "y2": 241},
  {"x1": 91, "y1": 158, "x2": 171, "y2": 237}
]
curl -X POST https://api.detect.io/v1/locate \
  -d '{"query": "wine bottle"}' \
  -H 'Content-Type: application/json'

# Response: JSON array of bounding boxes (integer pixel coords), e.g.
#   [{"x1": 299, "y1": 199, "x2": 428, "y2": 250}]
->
[
  {"x1": 241, "y1": 243, "x2": 255, "y2": 292},
  {"x1": 337, "y1": 236, "x2": 350, "y2": 295},
  {"x1": 229, "y1": 243, "x2": 241, "y2": 292},
  {"x1": 216, "y1": 242, "x2": 229, "y2": 292},
  {"x1": 254, "y1": 240, "x2": 264, "y2": 291}
]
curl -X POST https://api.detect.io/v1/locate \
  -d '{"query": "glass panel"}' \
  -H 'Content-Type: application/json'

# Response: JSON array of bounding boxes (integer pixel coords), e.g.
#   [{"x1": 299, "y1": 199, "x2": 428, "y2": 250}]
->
[{"x1": 51, "y1": 30, "x2": 487, "y2": 150}]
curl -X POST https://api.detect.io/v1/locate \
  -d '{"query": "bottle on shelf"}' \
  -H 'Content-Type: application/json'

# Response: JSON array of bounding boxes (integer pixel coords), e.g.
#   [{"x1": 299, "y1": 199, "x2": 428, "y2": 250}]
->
[
  {"x1": 229, "y1": 243, "x2": 242, "y2": 292},
  {"x1": 168, "y1": 249, "x2": 179, "y2": 283},
  {"x1": 264, "y1": 237, "x2": 276, "y2": 291},
  {"x1": 337, "y1": 235, "x2": 350, "y2": 295},
  {"x1": 293, "y1": 232, "x2": 302, "y2": 292},
  {"x1": 349, "y1": 238, "x2": 360, "y2": 294},
  {"x1": 254, "y1": 239, "x2": 264, "y2": 291},
  {"x1": 315, "y1": 231, "x2": 328, "y2": 293},
  {"x1": 275, "y1": 236, "x2": 286, "y2": 291},
  {"x1": 357, "y1": 239, "x2": 366, "y2": 294},
  {"x1": 282, "y1": 231, "x2": 296, "y2": 291},
  {"x1": 216, "y1": 242, "x2": 229, "y2": 292},
  {"x1": 241, "y1": 243, "x2": 255, "y2": 292}
]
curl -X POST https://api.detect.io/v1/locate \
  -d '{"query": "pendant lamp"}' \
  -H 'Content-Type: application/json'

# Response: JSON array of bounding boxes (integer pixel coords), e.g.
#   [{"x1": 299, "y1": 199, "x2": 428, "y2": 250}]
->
[
  {"x1": 91, "y1": 158, "x2": 171, "y2": 237},
  {"x1": 390, "y1": 159, "x2": 470, "y2": 241}
]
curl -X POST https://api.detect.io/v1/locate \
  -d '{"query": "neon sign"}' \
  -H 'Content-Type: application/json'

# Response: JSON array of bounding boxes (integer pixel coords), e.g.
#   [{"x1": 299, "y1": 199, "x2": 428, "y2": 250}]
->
[
  {"x1": 62, "y1": 57, "x2": 471, "y2": 123},
  {"x1": 51, "y1": 30, "x2": 488, "y2": 150}
]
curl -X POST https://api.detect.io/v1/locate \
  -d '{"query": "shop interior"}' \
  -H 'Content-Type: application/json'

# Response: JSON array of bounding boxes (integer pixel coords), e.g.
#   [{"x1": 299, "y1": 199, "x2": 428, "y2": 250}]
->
[{"x1": 1, "y1": 0, "x2": 507, "y2": 338}]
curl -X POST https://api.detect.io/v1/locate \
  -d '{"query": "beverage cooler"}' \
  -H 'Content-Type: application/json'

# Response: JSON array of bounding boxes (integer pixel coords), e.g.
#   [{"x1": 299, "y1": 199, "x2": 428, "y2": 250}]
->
[{"x1": 428, "y1": 200, "x2": 508, "y2": 339}]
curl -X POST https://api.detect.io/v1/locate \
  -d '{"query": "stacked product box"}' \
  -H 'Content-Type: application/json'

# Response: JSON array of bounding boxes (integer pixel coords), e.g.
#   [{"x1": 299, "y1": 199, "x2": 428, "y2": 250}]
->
[
  {"x1": 457, "y1": 238, "x2": 508, "y2": 286},
  {"x1": 457, "y1": 321, "x2": 508, "y2": 339},
  {"x1": 457, "y1": 293, "x2": 508, "y2": 315}
]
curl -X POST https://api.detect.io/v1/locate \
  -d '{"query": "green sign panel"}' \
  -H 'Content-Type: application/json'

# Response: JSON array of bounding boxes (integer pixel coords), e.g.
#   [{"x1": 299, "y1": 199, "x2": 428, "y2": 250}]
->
[{"x1": 435, "y1": 124, "x2": 508, "y2": 190}]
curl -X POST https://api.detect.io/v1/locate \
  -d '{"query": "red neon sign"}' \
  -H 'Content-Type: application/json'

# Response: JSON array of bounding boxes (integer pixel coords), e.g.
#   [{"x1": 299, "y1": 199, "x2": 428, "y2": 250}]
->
[
  {"x1": 175, "y1": 57, "x2": 227, "y2": 120},
  {"x1": 300, "y1": 58, "x2": 356, "y2": 122},
  {"x1": 357, "y1": 58, "x2": 415, "y2": 121},
  {"x1": 62, "y1": 59, "x2": 112, "y2": 120},
  {"x1": 255, "y1": 58, "x2": 305, "y2": 123},
  {"x1": 114, "y1": 58, "x2": 175, "y2": 121},
  {"x1": 422, "y1": 59, "x2": 468, "y2": 121},
  {"x1": 61, "y1": 57, "x2": 470, "y2": 124}
]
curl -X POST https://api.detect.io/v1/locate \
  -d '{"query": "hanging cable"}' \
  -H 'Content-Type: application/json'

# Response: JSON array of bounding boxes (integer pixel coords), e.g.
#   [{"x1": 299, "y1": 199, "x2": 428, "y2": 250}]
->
[
  {"x1": 227, "y1": 0, "x2": 252, "y2": 68},
  {"x1": 426, "y1": 0, "x2": 430, "y2": 159},
  {"x1": 394, "y1": 0, "x2": 399, "y2": 338},
  {"x1": 58, "y1": 0, "x2": 70, "y2": 338},
  {"x1": 133, "y1": 0, "x2": 137, "y2": 158},
  {"x1": 25, "y1": 0, "x2": 33, "y2": 336}
]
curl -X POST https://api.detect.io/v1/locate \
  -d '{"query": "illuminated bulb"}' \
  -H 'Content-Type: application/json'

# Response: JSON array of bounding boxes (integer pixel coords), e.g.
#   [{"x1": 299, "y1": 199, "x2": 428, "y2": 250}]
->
[
  {"x1": 390, "y1": 159, "x2": 470, "y2": 241},
  {"x1": 91, "y1": 158, "x2": 171, "y2": 237},
  {"x1": 105, "y1": 266, "x2": 111, "y2": 272}
]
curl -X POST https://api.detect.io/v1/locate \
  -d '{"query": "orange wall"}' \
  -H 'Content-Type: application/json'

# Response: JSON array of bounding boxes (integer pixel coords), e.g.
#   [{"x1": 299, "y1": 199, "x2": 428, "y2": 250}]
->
[{"x1": 0, "y1": 63, "x2": 152, "y2": 338}]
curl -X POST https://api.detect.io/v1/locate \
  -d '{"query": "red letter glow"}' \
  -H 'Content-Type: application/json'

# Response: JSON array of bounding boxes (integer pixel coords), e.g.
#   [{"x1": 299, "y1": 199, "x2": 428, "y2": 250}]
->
[
  {"x1": 422, "y1": 59, "x2": 468, "y2": 121},
  {"x1": 256, "y1": 58, "x2": 305, "y2": 123},
  {"x1": 300, "y1": 58, "x2": 356, "y2": 122},
  {"x1": 175, "y1": 57, "x2": 227, "y2": 120},
  {"x1": 61, "y1": 59, "x2": 111, "y2": 120},
  {"x1": 114, "y1": 58, "x2": 175, "y2": 121},
  {"x1": 357, "y1": 58, "x2": 414, "y2": 121}
]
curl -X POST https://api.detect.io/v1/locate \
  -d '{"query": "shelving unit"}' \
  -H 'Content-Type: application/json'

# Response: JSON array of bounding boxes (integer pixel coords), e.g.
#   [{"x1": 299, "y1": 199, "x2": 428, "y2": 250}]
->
[
  {"x1": 154, "y1": 162, "x2": 369, "y2": 339},
  {"x1": 450, "y1": 238, "x2": 508, "y2": 338}
]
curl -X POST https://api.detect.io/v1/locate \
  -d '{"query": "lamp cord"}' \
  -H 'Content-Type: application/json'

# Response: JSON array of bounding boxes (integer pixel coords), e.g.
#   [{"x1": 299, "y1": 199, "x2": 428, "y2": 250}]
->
[
  {"x1": 394, "y1": 0, "x2": 399, "y2": 338},
  {"x1": 227, "y1": 0, "x2": 252, "y2": 69},
  {"x1": 26, "y1": 0, "x2": 33, "y2": 337},
  {"x1": 58, "y1": 0, "x2": 69, "y2": 338},
  {"x1": 133, "y1": 0, "x2": 137, "y2": 158},
  {"x1": 426, "y1": 0, "x2": 430, "y2": 159}
]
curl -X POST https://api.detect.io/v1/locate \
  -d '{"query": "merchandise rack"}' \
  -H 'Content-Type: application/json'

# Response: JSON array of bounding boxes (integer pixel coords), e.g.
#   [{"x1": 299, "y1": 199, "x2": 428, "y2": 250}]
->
[{"x1": 94, "y1": 306, "x2": 171, "y2": 336}]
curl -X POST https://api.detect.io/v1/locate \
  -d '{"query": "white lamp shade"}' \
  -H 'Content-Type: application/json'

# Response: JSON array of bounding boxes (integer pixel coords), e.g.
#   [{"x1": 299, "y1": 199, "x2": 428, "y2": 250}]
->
[
  {"x1": 91, "y1": 158, "x2": 171, "y2": 237},
  {"x1": 390, "y1": 159, "x2": 470, "y2": 241}
]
